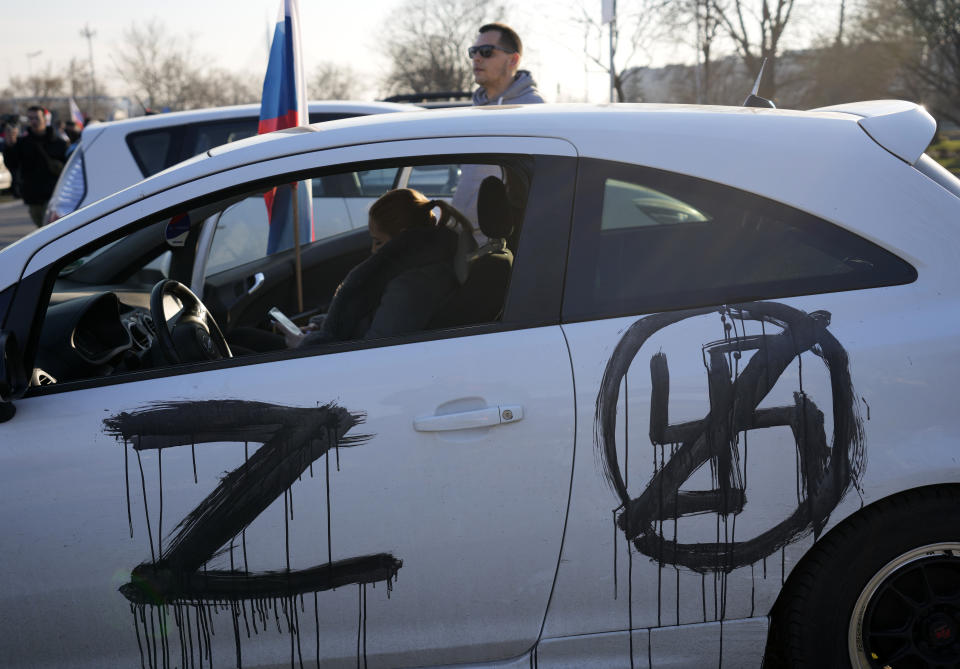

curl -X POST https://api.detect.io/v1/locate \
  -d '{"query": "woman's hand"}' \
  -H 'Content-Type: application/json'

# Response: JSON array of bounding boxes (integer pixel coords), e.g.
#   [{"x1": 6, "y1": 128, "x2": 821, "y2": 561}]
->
[{"x1": 283, "y1": 328, "x2": 306, "y2": 348}]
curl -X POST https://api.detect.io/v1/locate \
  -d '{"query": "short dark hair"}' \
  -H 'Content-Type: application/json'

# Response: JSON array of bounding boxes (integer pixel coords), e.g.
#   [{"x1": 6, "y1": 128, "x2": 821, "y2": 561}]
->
[
  {"x1": 27, "y1": 105, "x2": 45, "y2": 114},
  {"x1": 479, "y1": 23, "x2": 522, "y2": 57}
]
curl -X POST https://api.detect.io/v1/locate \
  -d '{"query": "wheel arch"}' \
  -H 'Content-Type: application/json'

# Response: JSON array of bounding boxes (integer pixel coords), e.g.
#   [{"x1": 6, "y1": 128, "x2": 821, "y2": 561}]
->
[{"x1": 763, "y1": 482, "x2": 960, "y2": 664}]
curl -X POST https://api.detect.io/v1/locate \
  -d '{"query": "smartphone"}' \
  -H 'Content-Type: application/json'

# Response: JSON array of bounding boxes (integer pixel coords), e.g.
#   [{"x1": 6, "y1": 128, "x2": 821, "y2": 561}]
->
[{"x1": 268, "y1": 307, "x2": 301, "y2": 337}]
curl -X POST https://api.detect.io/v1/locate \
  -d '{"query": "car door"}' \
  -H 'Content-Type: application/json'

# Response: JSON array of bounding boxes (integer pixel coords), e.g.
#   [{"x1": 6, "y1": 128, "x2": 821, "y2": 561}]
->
[
  {"x1": 0, "y1": 140, "x2": 579, "y2": 668},
  {"x1": 536, "y1": 158, "x2": 919, "y2": 666}
]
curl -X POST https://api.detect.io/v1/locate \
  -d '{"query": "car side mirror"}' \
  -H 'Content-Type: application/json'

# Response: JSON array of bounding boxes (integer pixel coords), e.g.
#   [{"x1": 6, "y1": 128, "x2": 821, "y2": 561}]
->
[{"x1": 0, "y1": 330, "x2": 27, "y2": 423}]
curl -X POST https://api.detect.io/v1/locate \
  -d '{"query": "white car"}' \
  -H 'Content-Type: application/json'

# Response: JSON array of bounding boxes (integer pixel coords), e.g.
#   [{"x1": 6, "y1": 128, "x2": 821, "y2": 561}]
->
[
  {"x1": 1, "y1": 101, "x2": 959, "y2": 669},
  {"x1": 42, "y1": 100, "x2": 422, "y2": 227},
  {"x1": 0, "y1": 150, "x2": 12, "y2": 191}
]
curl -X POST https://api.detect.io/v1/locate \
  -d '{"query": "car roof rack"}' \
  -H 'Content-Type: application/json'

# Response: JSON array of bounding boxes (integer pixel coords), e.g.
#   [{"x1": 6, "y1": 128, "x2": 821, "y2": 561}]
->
[
  {"x1": 383, "y1": 92, "x2": 472, "y2": 103},
  {"x1": 382, "y1": 92, "x2": 474, "y2": 108}
]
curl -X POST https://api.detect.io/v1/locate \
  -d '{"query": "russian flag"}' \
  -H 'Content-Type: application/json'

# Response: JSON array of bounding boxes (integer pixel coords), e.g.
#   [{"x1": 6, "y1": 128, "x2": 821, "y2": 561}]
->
[
  {"x1": 69, "y1": 97, "x2": 84, "y2": 130},
  {"x1": 259, "y1": 0, "x2": 313, "y2": 255}
]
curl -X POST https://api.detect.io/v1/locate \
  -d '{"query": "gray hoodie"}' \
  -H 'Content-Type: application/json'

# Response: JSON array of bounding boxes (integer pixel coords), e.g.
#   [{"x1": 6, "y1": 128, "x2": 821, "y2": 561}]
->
[
  {"x1": 454, "y1": 71, "x2": 545, "y2": 230},
  {"x1": 471, "y1": 70, "x2": 545, "y2": 106}
]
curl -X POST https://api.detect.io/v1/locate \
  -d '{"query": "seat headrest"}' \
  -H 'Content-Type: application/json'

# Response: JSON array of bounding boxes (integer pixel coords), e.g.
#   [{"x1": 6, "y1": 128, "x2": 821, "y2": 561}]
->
[{"x1": 477, "y1": 176, "x2": 514, "y2": 239}]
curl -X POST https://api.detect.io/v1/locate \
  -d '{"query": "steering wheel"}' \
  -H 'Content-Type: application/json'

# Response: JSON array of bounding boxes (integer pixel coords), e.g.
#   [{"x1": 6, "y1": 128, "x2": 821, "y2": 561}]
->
[{"x1": 149, "y1": 280, "x2": 232, "y2": 364}]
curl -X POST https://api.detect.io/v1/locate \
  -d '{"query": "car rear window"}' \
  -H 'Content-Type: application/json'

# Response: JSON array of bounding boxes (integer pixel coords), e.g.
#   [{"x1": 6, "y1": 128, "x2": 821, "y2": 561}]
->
[
  {"x1": 189, "y1": 119, "x2": 257, "y2": 156},
  {"x1": 127, "y1": 130, "x2": 176, "y2": 177},
  {"x1": 563, "y1": 158, "x2": 918, "y2": 322}
]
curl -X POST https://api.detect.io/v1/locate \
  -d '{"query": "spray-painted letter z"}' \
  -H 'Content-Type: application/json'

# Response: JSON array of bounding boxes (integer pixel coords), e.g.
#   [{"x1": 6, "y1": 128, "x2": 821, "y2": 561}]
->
[{"x1": 104, "y1": 399, "x2": 402, "y2": 605}]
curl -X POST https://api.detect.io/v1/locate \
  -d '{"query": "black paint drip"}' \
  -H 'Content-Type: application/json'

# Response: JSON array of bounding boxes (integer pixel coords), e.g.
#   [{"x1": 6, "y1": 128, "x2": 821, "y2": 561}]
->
[
  {"x1": 596, "y1": 303, "x2": 866, "y2": 572},
  {"x1": 104, "y1": 399, "x2": 404, "y2": 668},
  {"x1": 595, "y1": 303, "x2": 867, "y2": 667}
]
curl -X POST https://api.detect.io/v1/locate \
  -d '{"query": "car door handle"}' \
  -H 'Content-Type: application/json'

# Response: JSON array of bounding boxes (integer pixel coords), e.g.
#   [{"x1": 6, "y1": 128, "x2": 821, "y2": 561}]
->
[
  {"x1": 247, "y1": 272, "x2": 265, "y2": 295},
  {"x1": 413, "y1": 405, "x2": 524, "y2": 432}
]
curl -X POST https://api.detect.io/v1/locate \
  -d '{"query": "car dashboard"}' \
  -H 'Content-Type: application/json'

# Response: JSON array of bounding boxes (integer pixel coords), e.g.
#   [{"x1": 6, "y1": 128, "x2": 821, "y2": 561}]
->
[{"x1": 33, "y1": 291, "x2": 161, "y2": 386}]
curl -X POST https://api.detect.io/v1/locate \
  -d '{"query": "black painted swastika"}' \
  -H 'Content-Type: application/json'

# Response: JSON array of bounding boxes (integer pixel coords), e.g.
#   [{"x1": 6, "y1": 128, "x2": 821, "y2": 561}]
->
[{"x1": 595, "y1": 302, "x2": 865, "y2": 573}]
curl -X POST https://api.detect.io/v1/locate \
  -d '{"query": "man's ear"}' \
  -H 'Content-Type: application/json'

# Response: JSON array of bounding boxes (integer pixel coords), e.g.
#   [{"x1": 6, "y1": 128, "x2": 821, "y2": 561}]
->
[{"x1": 509, "y1": 52, "x2": 520, "y2": 70}]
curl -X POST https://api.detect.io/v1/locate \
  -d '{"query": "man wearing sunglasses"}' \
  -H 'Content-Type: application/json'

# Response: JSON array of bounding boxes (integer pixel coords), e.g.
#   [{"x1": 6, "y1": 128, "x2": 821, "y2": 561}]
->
[
  {"x1": 468, "y1": 23, "x2": 543, "y2": 106},
  {"x1": 454, "y1": 23, "x2": 544, "y2": 230}
]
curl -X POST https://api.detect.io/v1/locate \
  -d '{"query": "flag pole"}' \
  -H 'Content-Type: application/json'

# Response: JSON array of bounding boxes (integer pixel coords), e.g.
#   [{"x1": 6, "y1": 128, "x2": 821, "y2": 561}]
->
[
  {"x1": 292, "y1": 182, "x2": 304, "y2": 313},
  {"x1": 259, "y1": 0, "x2": 309, "y2": 314},
  {"x1": 290, "y1": 0, "x2": 305, "y2": 314}
]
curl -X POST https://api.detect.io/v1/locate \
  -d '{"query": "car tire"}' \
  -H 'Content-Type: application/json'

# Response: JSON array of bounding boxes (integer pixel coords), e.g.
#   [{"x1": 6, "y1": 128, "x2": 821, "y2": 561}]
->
[{"x1": 779, "y1": 485, "x2": 960, "y2": 668}]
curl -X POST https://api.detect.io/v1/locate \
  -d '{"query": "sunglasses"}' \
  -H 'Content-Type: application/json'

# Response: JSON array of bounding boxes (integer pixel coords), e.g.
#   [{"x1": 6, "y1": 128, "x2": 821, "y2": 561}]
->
[{"x1": 468, "y1": 44, "x2": 515, "y2": 59}]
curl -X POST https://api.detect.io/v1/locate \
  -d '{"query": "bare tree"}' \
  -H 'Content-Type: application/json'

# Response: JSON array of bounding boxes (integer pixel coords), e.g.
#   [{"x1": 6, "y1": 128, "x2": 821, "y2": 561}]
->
[
  {"x1": 663, "y1": 0, "x2": 725, "y2": 102},
  {"x1": 379, "y1": 0, "x2": 505, "y2": 95},
  {"x1": 841, "y1": 0, "x2": 958, "y2": 125},
  {"x1": 114, "y1": 19, "x2": 265, "y2": 112},
  {"x1": 64, "y1": 58, "x2": 92, "y2": 100},
  {"x1": 710, "y1": 0, "x2": 801, "y2": 99},
  {"x1": 63, "y1": 57, "x2": 108, "y2": 120},
  {"x1": 3, "y1": 65, "x2": 66, "y2": 106},
  {"x1": 310, "y1": 62, "x2": 362, "y2": 100},
  {"x1": 896, "y1": 0, "x2": 960, "y2": 125},
  {"x1": 835, "y1": 0, "x2": 847, "y2": 46},
  {"x1": 794, "y1": 37, "x2": 902, "y2": 109},
  {"x1": 185, "y1": 69, "x2": 260, "y2": 109},
  {"x1": 577, "y1": 0, "x2": 673, "y2": 102},
  {"x1": 113, "y1": 19, "x2": 204, "y2": 111}
]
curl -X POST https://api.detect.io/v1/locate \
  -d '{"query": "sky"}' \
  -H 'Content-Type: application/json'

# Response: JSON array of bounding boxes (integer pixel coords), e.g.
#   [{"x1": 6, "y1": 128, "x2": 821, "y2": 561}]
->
[
  {"x1": 0, "y1": 0, "x2": 704, "y2": 106},
  {"x1": 0, "y1": 0, "x2": 839, "y2": 107}
]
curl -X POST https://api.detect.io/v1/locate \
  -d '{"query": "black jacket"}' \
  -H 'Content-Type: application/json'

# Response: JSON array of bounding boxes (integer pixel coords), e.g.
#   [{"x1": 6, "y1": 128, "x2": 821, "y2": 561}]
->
[
  {"x1": 302, "y1": 225, "x2": 459, "y2": 345},
  {"x1": 2, "y1": 126, "x2": 68, "y2": 204}
]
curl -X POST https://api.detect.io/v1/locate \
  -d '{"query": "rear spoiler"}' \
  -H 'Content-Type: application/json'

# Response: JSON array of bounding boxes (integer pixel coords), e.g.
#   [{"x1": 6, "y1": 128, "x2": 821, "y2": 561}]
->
[{"x1": 812, "y1": 100, "x2": 936, "y2": 166}]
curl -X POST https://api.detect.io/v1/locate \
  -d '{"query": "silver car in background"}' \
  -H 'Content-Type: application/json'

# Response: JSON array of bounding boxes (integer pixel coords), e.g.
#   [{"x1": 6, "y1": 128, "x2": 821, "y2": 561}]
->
[{"x1": 43, "y1": 100, "x2": 421, "y2": 226}]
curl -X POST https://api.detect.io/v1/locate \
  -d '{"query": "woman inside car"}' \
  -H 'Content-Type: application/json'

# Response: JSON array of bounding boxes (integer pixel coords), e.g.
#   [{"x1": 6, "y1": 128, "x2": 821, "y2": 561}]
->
[
  {"x1": 297, "y1": 187, "x2": 465, "y2": 346},
  {"x1": 231, "y1": 188, "x2": 466, "y2": 352}
]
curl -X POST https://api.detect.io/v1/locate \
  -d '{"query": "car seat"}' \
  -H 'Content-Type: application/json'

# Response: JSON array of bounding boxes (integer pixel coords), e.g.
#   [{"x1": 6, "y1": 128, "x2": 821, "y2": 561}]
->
[{"x1": 429, "y1": 176, "x2": 516, "y2": 328}]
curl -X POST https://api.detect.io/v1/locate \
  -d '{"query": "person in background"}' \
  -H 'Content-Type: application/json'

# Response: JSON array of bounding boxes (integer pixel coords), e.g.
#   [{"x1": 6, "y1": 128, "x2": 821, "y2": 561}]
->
[
  {"x1": 469, "y1": 22, "x2": 543, "y2": 106},
  {"x1": 453, "y1": 22, "x2": 544, "y2": 229},
  {"x1": 2, "y1": 106, "x2": 67, "y2": 227},
  {"x1": 64, "y1": 121, "x2": 82, "y2": 157},
  {"x1": 53, "y1": 120, "x2": 69, "y2": 143}
]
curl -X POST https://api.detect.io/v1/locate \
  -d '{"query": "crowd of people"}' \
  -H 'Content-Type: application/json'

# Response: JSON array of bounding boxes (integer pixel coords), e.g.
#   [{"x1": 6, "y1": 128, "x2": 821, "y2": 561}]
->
[{"x1": 1, "y1": 106, "x2": 84, "y2": 226}]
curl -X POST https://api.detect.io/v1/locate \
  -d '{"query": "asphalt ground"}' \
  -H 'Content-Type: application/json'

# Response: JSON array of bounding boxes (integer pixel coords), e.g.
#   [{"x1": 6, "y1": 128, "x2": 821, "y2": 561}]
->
[{"x1": 0, "y1": 197, "x2": 36, "y2": 250}]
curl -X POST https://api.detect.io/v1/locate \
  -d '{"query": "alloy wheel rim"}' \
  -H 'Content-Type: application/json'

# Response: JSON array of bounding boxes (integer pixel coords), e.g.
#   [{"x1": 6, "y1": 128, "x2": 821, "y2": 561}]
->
[{"x1": 849, "y1": 543, "x2": 960, "y2": 668}]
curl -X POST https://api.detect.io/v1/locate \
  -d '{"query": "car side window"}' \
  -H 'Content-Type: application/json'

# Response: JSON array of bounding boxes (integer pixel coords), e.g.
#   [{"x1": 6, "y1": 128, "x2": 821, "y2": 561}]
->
[
  {"x1": 406, "y1": 165, "x2": 461, "y2": 198},
  {"x1": 207, "y1": 176, "x2": 354, "y2": 278},
  {"x1": 205, "y1": 164, "x2": 454, "y2": 279},
  {"x1": 356, "y1": 168, "x2": 400, "y2": 197},
  {"x1": 205, "y1": 197, "x2": 271, "y2": 275},
  {"x1": 563, "y1": 158, "x2": 917, "y2": 322},
  {"x1": 189, "y1": 120, "x2": 257, "y2": 157},
  {"x1": 21, "y1": 153, "x2": 569, "y2": 392},
  {"x1": 127, "y1": 130, "x2": 177, "y2": 177},
  {"x1": 600, "y1": 178, "x2": 710, "y2": 230}
]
